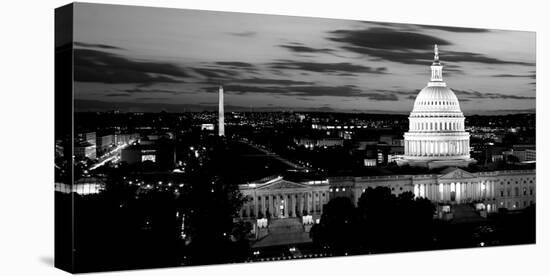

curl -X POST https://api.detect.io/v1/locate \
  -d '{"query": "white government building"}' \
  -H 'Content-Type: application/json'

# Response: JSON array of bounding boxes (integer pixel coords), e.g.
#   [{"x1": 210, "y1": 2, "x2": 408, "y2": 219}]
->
[
  {"x1": 397, "y1": 45, "x2": 475, "y2": 169},
  {"x1": 237, "y1": 46, "x2": 535, "y2": 244}
]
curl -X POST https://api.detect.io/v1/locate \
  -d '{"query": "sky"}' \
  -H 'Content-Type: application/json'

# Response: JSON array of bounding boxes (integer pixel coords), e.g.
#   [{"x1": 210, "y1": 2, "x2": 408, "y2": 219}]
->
[{"x1": 72, "y1": 3, "x2": 536, "y2": 115}]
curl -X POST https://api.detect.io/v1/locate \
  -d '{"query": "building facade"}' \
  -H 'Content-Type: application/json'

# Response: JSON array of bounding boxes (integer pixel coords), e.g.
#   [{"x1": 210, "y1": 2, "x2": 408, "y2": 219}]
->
[
  {"x1": 328, "y1": 167, "x2": 535, "y2": 214},
  {"x1": 238, "y1": 176, "x2": 330, "y2": 220},
  {"x1": 238, "y1": 167, "x2": 536, "y2": 223}
]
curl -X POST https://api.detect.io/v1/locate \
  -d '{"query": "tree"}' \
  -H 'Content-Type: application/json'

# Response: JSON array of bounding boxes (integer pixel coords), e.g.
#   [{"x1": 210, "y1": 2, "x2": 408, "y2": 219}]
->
[
  {"x1": 310, "y1": 197, "x2": 360, "y2": 255},
  {"x1": 312, "y1": 187, "x2": 436, "y2": 255}
]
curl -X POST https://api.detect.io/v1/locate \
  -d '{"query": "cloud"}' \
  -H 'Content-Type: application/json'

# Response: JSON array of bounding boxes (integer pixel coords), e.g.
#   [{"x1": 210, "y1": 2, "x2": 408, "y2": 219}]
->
[
  {"x1": 442, "y1": 51, "x2": 533, "y2": 65},
  {"x1": 329, "y1": 27, "x2": 451, "y2": 50},
  {"x1": 340, "y1": 46, "x2": 432, "y2": 65},
  {"x1": 74, "y1": 42, "x2": 124, "y2": 50},
  {"x1": 136, "y1": 97, "x2": 170, "y2": 101},
  {"x1": 227, "y1": 77, "x2": 314, "y2": 85},
  {"x1": 203, "y1": 84, "x2": 399, "y2": 101},
  {"x1": 228, "y1": 31, "x2": 257, "y2": 37},
  {"x1": 329, "y1": 27, "x2": 533, "y2": 66},
  {"x1": 121, "y1": 88, "x2": 186, "y2": 95},
  {"x1": 361, "y1": 93, "x2": 399, "y2": 101},
  {"x1": 215, "y1": 61, "x2": 254, "y2": 68},
  {"x1": 105, "y1": 93, "x2": 130, "y2": 97},
  {"x1": 270, "y1": 60, "x2": 387, "y2": 74},
  {"x1": 279, "y1": 43, "x2": 334, "y2": 54},
  {"x1": 192, "y1": 67, "x2": 237, "y2": 78},
  {"x1": 415, "y1": 25, "x2": 490, "y2": 33},
  {"x1": 492, "y1": 73, "x2": 536, "y2": 79},
  {"x1": 453, "y1": 89, "x2": 535, "y2": 100},
  {"x1": 74, "y1": 49, "x2": 188, "y2": 84}
]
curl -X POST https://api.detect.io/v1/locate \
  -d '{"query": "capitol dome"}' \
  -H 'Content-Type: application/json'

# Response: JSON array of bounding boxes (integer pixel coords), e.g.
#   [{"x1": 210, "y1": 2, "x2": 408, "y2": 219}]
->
[
  {"x1": 398, "y1": 45, "x2": 475, "y2": 169},
  {"x1": 412, "y1": 86, "x2": 461, "y2": 113}
]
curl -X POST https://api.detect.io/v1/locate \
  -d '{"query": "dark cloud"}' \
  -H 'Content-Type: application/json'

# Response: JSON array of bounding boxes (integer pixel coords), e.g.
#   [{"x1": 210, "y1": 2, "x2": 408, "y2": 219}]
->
[
  {"x1": 74, "y1": 42, "x2": 124, "y2": 50},
  {"x1": 270, "y1": 60, "x2": 387, "y2": 74},
  {"x1": 229, "y1": 31, "x2": 257, "y2": 37},
  {"x1": 227, "y1": 78, "x2": 314, "y2": 85},
  {"x1": 361, "y1": 93, "x2": 399, "y2": 101},
  {"x1": 105, "y1": 93, "x2": 130, "y2": 97},
  {"x1": 136, "y1": 97, "x2": 170, "y2": 101},
  {"x1": 215, "y1": 61, "x2": 254, "y2": 68},
  {"x1": 453, "y1": 89, "x2": 535, "y2": 100},
  {"x1": 379, "y1": 89, "x2": 420, "y2": 96},
  {"x1": 341, "y1": 46, "x2": 431, "y2": 65},
  {"x1": 443, "y1": 64, "x2": 464, "y2": 74},
  {"x1": 341, "y1": 46, "x2": 532, "y2": 66},
  {"x1": 492, "y1": 73, "x2": 536, "y2": 79},
  {"x1": 329, "y1": 27, "x2": 451, "y2": 50},
  {"x1": 74, "y1": 49, "x2": 187, "y2": 84},
  {"x1": 442, "y1": 51, "x2": 534, "y2": 66},
  {"x1": 329, "y1": 27, "x2": 533, "y2": 66},
  {"x1": 279, "y1": 43, "x2": 334, "y2": 54},
  {"x1": 121, "y1": 88, "x2": 186, "y2": 95},
  {"x1": 415, "y1": 25, "x2": 490, "y2": 33},
  {"x1": 192, "y1": 67, "x2": 237, "y2": 78}
]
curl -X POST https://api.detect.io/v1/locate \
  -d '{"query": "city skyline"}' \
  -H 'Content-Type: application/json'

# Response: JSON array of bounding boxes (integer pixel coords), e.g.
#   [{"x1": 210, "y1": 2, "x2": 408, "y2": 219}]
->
[{"x1": 72, "y1": 3, "x2": 535, "y2": 114}]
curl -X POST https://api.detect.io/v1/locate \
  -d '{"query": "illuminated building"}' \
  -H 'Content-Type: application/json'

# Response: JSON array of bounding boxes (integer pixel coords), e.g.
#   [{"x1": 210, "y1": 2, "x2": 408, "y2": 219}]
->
[
  {"x1": 74, "y1": 141, "x2": 96, "y2": 159},
  {"x1": 399, "y1": 45, "x2": 475, "y2": 169},
  {"x1": 121, "y1": 141, "x2": 176, "y2": 169}
]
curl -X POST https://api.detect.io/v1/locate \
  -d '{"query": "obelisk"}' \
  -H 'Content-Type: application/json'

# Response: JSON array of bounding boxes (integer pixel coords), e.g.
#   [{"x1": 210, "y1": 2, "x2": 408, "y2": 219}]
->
[{"x1": 218, "y1": 86, "x2": 225, "y2": 136}]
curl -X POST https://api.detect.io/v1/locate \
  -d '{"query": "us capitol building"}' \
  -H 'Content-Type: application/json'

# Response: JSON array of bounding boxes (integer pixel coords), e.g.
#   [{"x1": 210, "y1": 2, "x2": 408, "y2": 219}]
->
[
  {"x1": 398, "y1": 45, "x2": 475, "y2": 169},
  {"x1": 236, "y1": 46, "x2": 536, "y2": 247}
]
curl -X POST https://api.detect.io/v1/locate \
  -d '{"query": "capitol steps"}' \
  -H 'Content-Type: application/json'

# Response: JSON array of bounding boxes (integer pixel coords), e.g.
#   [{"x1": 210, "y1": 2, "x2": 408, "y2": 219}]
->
[
  {"x1": 252, "y1": 218, "x2": 311, "y2": 248},
  {"x1": 451, "y1": 204, "x2": 484, "y2": 224}
]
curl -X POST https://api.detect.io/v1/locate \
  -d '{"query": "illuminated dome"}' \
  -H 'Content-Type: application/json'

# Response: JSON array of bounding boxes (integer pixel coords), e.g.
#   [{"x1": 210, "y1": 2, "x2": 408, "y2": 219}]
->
[
  {"x1": 398, "y1": 45, "x2": 475, "y2": 169},
  {"x1": 412, "y1": 86, "x2": 461, "y2": 113}
]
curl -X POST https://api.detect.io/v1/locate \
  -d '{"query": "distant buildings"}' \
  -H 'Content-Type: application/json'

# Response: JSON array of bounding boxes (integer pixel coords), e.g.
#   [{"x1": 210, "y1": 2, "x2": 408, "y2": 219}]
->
[
  {"x1": 201, "y1": 123, "x2": 215, "y2": 131},
  {"x1": 117, "y1": 133, "x2": 139, "y2": 145},
  {"x1": 121, "y1": 139, "x2": 176, "y2": 169},
  {"x1": 294, "y1": 137, "x2": 344, "y2": 148},
  {"x1": 96, "y1": 133, "x2": 116, "y2": 156},
  {"x1": 74, "y1": 131, "x2": 97, "y2": 159},
  {"x1": 55, "y1": 176, "x2": 105, "y2": 195},
  {"x1": 504, "y1": 144, "x2": 536, "y2": 163},
  {"x1": 74, "y1": 141, "x2": 96, "y2": 160},
  {"x1": 76, "y1": 131, "x2": 96, "y2": 146}
]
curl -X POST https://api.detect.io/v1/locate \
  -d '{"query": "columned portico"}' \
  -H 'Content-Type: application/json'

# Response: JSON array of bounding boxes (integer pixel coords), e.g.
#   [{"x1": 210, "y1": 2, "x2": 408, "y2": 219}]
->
[{"x1": 239, "y1": 177, "x2": 330, "y2": 220}]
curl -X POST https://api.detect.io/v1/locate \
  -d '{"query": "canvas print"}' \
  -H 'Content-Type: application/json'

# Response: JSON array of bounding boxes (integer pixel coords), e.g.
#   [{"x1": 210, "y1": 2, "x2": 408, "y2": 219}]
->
[{"x1": 55, "y1": 3, "x2": 536, "y2": 273}]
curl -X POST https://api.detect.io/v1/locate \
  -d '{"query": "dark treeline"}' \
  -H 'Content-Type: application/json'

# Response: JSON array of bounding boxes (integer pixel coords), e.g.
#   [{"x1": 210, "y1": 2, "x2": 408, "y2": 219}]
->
[
  {"x1": 310, "y1": 187, "x2": 435, "y2": 255},
  {"x1": 310, "y1": 186, "x2": 536, "y2": 255}
]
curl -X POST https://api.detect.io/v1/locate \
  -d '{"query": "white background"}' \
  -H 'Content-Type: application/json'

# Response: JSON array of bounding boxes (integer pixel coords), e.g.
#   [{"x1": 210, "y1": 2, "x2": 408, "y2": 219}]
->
[{"x1": 0, "y1": 0, "x2": 547, "y2": 275}]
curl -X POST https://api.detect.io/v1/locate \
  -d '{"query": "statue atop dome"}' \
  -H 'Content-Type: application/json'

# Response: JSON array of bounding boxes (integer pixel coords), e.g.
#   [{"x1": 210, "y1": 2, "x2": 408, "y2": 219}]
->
[{"x1": 434, "y1": 44, "x2": 439, "y2": 62}]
